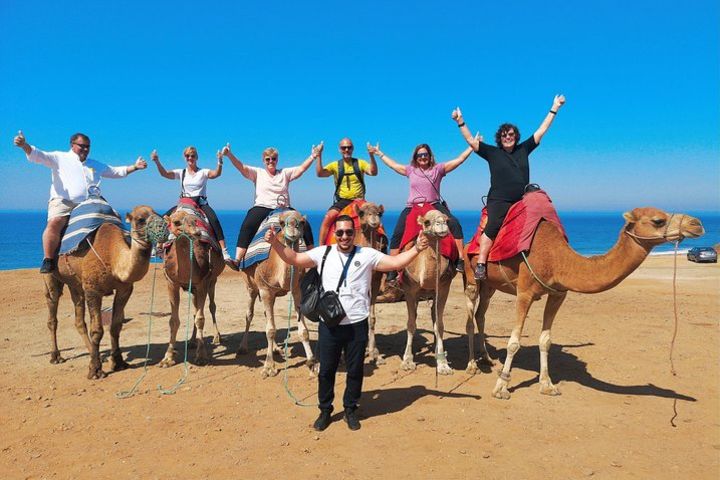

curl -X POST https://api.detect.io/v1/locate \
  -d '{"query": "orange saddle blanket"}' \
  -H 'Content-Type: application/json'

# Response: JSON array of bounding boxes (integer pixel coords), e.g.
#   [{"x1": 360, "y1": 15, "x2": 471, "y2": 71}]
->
[{"x1": 325, "y1": 199, "x2": 387, "y2": 245}]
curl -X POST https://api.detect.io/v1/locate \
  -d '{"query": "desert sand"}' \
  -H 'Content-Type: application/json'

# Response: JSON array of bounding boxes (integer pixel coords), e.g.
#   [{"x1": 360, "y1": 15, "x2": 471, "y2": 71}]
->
[{"x1": 1, "y1": 256, "x2": 718, "y2": 479}]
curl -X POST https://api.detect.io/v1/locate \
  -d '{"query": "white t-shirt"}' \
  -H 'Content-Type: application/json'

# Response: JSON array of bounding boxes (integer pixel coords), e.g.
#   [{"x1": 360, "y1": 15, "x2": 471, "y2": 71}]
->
[
  {"x1": 305, "y1": 245, "x2": 384, "y2": 325},
  {"x1": 246, "y1": 166, "x2": 299, "y2": 209},
  {"x1": 28, "y1": 147, "x2": 129, "y2": 202},
  {"x1": 171, "y1": 168, "x2": 210, "y2": 197}
]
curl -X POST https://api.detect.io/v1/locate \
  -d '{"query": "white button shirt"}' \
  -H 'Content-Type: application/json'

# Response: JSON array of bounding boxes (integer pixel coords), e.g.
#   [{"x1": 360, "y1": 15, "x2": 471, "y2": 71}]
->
[{"x1": 28, "y1": 146, "x2": 129, "y2": 202}]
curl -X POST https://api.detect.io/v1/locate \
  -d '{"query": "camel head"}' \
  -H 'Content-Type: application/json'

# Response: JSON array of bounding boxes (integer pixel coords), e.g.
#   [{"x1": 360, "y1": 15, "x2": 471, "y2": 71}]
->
[
  {"x1": 164, "y1": 210, "x2": 201, "y2": 238},
  {"x1": 125, "y1": 205, "x2": 162, "y2": 244},
  {"x1": 278, "y1": 210, "x2": 306, "y2": 244},
  {"x1": 355, "y1": 202, "x2": 384, "y2": 230},
  {"x1": 623, "y1": 207, "x2": 704, "y2": 246},
  {"x1": 417, "y1": 210, "x2": 449, "y2": 238}
]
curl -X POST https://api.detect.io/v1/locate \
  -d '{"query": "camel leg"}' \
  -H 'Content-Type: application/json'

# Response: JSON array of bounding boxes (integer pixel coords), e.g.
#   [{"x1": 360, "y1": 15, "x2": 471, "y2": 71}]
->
[
  {"x1": 474, "y1": 284, "x2": 496, "y2": 368},
  {"x1": 237, "y1": 288, "x2": 257, "y2": 356},
  {"x1": 160, "y1": 282, "x2": 180, "y2": 368},
  {"x1": 107, "y1": 284, "x2": 133, "y2": 372},
  {"x1": 292, "y1": 288, "x2": 318, "y2": 376},
  {"x1": 367, "y1": 277, "x2": 385, "y2": 364},
  {"x1": 85, "y1": 292, "x2": 106, "y2": 380},
  {"x1": 67, "y1": 285, "x2": 92, "y2": 359},
  {"x1": 192, "y1": 284, "x2": 209, "y2": 365},
  {"x1": 259, "y1": 289, "x2": 279, "y2": 378},
  {"x1": 433, "y1": 286, "x2": 453, "y2": 375},
  {"x1": 538, "y1": 293, "x2": 566, "y2": 396},
  {"x1": 492, "y1": 293, "x2": 534, "y2": 400},
  {"x1": 464, "y1": 283, "x2": 479, "y2": 374},
  {"x1": 43, "y1": 275, "x2": 65, "y2": 364},
  {"x1": 208, "y1": 276, "x2": 221, "y2": 345},
  {"x1": 401, "y1": 293, "x2": 418, "y2": 371}
]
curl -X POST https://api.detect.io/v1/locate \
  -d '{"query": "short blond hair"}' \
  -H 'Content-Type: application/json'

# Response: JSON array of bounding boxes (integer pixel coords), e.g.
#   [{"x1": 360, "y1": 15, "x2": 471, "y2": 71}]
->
[
  {"x1": 183, "y1": 146, "x2": 198, "y2": 157},
  {"x1": 262, "y1": 147, "x2": 279, "y2": 159}
]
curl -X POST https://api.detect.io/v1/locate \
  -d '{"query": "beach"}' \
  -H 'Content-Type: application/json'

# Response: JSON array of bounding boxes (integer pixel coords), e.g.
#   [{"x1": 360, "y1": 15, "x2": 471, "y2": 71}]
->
[{"x1": 1, "y1": 256, "x2": 718, "y2": 479}]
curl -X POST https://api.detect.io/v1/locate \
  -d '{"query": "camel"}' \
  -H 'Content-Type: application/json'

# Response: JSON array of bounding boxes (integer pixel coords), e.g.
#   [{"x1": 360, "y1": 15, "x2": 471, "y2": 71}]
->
[
  {"x1": 400, "y1": 209, "x2": 457, "y2": 374},
  {"x1": 159, "y1": 209, "x2": 225, "y2": 367},
  {"x1": 237, "y1": 210, "x2": 317, "y2": 378},
  {"x1": 44, "y1": 205, "x2": 160, "y2": 379},
  {"x1": 352, "y1": 201, "x2": 388, "y2": 364},
  {"x1": 463, "y1": 207, "x2": 704, "y2": 399}
]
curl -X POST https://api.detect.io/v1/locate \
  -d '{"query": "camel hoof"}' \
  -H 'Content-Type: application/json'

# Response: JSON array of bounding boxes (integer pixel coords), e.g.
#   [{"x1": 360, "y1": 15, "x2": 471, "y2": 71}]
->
[
  {"x1": 540, "y1": 383, "x2": 562, "y2": 396},
  {"x1": 236, "y1": 345, "x2": 249, "y2": 357},
  {"x1": 261, "y1": 364, "x2": 278, "y2": 378},
  {"x1": 492, "y1": 386, "x2": 511, "y2": 400},
  {"x1": 49, "y1": 351, "x2": 66, "y2": 364},
  {"x1": 437, "y1": 364, "x2": 454, "y2": 376},
  {"x1": 212, "y1": 335, "x2": 222, "y2": 345},
  {"x1": 401, "y1": 359, "x2": 416, "y2": 371},
  {"x1": 87, "y1": 365, "x2": 106, "y2": 380},
  {"x1": 109, "y1": 355, "x2": 130, "y2": 372},
  {"x1": 158, "y1": 357, "x2": 177, "y2": 368},
  {"x1": 195, "y1": 355, "x2": 209, "y2": 366},
  {"x1": 465, "y1": 361, "x2": 479, "y2": 375}
]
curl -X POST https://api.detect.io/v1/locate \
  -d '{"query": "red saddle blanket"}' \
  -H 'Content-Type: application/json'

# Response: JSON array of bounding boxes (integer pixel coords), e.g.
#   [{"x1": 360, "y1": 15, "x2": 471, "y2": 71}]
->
[
  {"x1": 325, "y1": 199, "x2": 387, "y2": 245},
  {"x1": 399, "y1": 203, "x2": 458, "y2": 262},
  {"x1": 467, "y1": 190, "x2": 566, "y2": 262},
  {"x1": 165, "y1": 198, "x2": 219, "y2": 250}
]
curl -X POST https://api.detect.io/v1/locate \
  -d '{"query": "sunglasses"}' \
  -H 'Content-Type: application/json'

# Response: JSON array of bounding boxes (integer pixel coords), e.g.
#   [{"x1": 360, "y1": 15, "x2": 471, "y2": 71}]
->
[
  {"x1": 334, "y1": 229, "x2": 355, "y2": 237},
  {"x1": 340, "y1": 146, "x2": 353, "y2": 151},
  {"x1": 184, "y1": 154, "x2": 197, "y2": 159},
  {"x1": 73, "y1": 143, "x2": 90, "y2": 150},
  {"x1": 501, "y1": 132, "x2": 516, "y2": 138},
  {"x1": 264, "y1": 157, "x2": 278, "y2": 162},
  {"x1": 416, "y1": 152, "x2": 430, "y2": 159}
]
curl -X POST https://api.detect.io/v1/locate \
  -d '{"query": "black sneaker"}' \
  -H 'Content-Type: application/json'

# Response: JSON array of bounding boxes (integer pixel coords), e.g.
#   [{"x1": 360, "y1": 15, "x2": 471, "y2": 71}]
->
[
  {"x1": 313, "y1": 410, "x2": 332, "y2": 431},
  {"x1": 224, "y1": 258, "x2": 240, "y2": 272},
  {"x1": 474, "y1": 263, "x2": 487, "y2": 281},
  {"x1": 39, "y1": 258, "x2": 55, "y2": 274},
  {"x1": 344, "y1": 408, "x2": 361, "y2": 431},
  {"x1": 455, "y1": 258, "x2": 465, "y2": 272}
]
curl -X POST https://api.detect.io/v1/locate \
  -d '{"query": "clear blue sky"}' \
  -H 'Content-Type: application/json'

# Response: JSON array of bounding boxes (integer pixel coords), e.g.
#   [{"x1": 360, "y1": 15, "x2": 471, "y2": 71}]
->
[{"x1": 1, "y1": 0, "x2": 718, "y2": 213}]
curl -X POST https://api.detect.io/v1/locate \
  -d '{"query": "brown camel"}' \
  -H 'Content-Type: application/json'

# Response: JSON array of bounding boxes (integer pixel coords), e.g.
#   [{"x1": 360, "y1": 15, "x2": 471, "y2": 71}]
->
[
  {"x1": 400, "y1": 209, "x2": 457, "y2": 374},
  {"x1": 159, "y1": 210, "x2": 225, "y2": 367},
  {"x1": 237, "y1": 210, "x2": 317, "y2": 378},
  {"x1": 463, "y1": 207, "x2": 704, "y2": 399},
  {"x1": 352, "y1": 201, "x2": 388, "y2": 364},
  {"x1": 44, "y1": 205, "x2": 160, "y2": 379}
]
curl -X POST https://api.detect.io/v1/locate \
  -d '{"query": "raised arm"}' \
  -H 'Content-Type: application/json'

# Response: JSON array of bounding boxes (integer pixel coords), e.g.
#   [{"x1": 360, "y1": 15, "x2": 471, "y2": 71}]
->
[
  {"x1": 265, "y1": 228, "x2": 316, "y2": 268},
  {"x1": 291, "y1": 141, "x2": 324, "y2": 180},
  {"x1": 208, "y1": 149, "x2": 223, "y2": 179},
  {"x1": 315, "y1": 148, "x2": 333, "y2": 177},
  {"x1": 13, "y1": 130, "x2": 32, "y2": 156},
  {"x1": 443, "y1": 144, "x2": 477, "y2": 174},
  {"x1": 533, "y1": 94, "x2": 566, "y2": 144},
  {"x1": 221, "y1": 143, "x2": 253, "y2": 179},
  {"x1": 151, "y1": 150, "x2": 175, "y2": 179},
  {"x1": 124, "y1": 156, "x2": 147, "y2": 175},
  {"x1": 368, "y1": 142, "x2": 406, "y2": 175},
  {"x1": 375, "y1": 232, "x2": 429, "y2": 271},
  {"x1": 365, "y1": 142, "x2": 378, "y2": 176},
  {"x1": 451, "y1": 107, "x2": 481, "y2": 151}
]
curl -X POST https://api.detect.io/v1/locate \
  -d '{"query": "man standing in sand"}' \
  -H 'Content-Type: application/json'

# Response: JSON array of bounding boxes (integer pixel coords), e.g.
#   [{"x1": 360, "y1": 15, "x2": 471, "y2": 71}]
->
[
  {"x1": 316, "y1": 138, "x2": 378, "y2": 244},
  {"x1": 266, "y1": 214, "x2": 428, "y2": 431},
  {"x1": 14, "y1": 131, "x2": 147, "y2": 273}
]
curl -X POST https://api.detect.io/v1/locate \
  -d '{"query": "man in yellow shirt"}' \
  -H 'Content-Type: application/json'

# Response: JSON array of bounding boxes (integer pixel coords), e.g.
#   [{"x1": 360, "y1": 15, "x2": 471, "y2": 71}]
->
[{"x1": 316, "y1": 138, "x2": 378, "y2": 244}]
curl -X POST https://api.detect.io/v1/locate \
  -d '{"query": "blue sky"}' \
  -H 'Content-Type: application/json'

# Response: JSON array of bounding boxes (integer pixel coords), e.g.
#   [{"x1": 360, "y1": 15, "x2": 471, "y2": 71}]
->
[{"x1": 1, "y1": 0, "x2": 718, "y2": 213}]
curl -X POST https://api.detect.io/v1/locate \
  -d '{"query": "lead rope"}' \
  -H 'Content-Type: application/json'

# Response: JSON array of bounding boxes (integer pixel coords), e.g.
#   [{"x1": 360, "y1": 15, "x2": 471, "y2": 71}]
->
[
  {"x1": 158, "y1": 233, "x2": 194, "y2": 395},
  {"x1": 521, "y1": 251, "x2": 564, "y2": 293},
  {"x1": 670, "y1": 240, "x2": 680, "y2": 427},
  {"x1": 434, "y1": 237, "x2": 444, "y2": 389}
]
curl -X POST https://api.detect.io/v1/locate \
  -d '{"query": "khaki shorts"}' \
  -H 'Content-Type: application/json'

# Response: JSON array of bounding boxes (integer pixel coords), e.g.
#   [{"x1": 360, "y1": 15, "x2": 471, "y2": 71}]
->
[{"x1": 47, "y1": 198, "x2": 79, "y2": 220}]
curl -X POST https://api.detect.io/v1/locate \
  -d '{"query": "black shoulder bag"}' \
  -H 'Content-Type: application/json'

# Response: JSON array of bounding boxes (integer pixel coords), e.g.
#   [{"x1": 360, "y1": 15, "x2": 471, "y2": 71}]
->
[
  {"x1": 299, "y1": 246, "x2": 332, "y2": 323},
  {"x1": 316, "y1": 246, "x2": 357, "y2": 327}
]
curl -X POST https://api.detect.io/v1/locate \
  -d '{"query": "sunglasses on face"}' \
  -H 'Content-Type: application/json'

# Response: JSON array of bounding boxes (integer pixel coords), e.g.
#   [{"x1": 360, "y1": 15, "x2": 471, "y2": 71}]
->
[
  {"x1": 340, "y1": 146, "x2": 353, "y2": 151},
  {"x1": 416, "y1": 152, "x2": 430, "y2": 159},
  {"x1": 501, "y1": 132, "x2": 516, "y2": 138},
  {"x1": 184, "y1": 154, "x2": 197, "y2": 159},
  {"x1": 73, "y1": 143, "x2": 90, "y2": 150},
  {"x1": 264, "y1": 157, "x2": 278, "y2": 162},
  {"x1": 334, "y1": 229, "x2": 355, "y2": 237}
]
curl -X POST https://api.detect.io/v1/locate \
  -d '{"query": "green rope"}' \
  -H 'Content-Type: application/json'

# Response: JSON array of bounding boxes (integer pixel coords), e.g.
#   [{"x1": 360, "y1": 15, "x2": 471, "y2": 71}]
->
[
  {"x1": 521, "y1": 251, "x2": 563, "y2": 293},
  {"x1": 115, "y1": 262, "x2": 159, "y2": 399},
  {"x1": 281, "y1": 243, "x2": 317, "y2": 407},
  {"x1": 158, "y1": 233, "x2": 194, "y2": 395}
]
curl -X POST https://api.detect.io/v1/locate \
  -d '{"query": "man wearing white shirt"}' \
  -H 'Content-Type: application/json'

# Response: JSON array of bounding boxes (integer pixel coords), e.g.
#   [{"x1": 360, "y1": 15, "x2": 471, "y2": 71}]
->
[
  {"x1": 266, "y1": 214, "x2": 429, "y2": 431},
  {"x1": 14, "y1": 131, "x2": 147, "y2": 273}
]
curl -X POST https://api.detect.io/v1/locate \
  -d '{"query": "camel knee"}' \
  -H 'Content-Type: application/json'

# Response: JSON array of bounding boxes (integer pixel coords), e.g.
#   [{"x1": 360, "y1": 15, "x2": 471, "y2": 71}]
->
[
  {"x1": 539, "y1": 331, "x2": 551, "y2": 353},
  {"x1": 507, "y1": 341, "x2": 520, "y2": 356}
]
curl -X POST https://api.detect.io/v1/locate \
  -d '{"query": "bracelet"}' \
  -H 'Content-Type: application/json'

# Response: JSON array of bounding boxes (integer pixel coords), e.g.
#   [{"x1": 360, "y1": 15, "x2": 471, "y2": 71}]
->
[
  {"x1": 549, "y1": 110, "x2": 557, "y2": 115},
  {"x1": 457, "y1": 122, "x2": 466, "y2": 128}
]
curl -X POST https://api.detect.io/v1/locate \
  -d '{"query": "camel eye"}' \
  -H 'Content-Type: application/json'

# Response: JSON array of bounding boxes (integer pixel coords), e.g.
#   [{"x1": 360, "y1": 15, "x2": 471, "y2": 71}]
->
[
  {"x1": 173, "y1": 221, "x2": 182, "y2": 227},
  {"x1": 652, "y1": 218, "x2": 666, "y2": 227}
]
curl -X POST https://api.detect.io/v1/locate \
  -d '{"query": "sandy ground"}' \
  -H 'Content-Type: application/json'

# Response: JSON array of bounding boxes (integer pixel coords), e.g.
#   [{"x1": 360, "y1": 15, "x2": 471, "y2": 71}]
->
[{"x1": 1, "y1": 256, "x2": 718, "y2": 479}]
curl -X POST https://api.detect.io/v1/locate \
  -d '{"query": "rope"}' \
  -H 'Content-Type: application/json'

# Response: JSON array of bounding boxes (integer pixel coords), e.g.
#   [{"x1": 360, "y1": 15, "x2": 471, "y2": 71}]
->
[
  {"x1": 669, "y1": 240, "x2": 680, "y2": 427},
  {"x1": 433, "y1": 238, "x2": 445, "y2": 389},
  {"x1": 158, "y1": 233, "x2": 194, "y2": 395},
  {"x1": 86, "y1": 238, "x2": 108, "y2": 271},
  {"x1": 520, "y1": 251, "x2": 564, "y2": 294}
]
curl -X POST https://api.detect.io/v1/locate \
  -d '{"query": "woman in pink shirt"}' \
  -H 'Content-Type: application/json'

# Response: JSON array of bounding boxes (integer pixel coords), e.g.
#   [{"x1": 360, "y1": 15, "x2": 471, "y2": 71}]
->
[
  {"x1": 371, "y1": 143, "x2": 473, "y2": 279},
  {"x1": 222, "y1": 142, "x2": 323, "y2": 270}
]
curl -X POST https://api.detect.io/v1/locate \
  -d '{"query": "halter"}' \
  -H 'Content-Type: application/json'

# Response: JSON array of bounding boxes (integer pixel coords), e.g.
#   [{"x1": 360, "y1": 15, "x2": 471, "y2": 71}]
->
[{"x1": 623, "y1": 214, "x2": 685, "y2": 243}]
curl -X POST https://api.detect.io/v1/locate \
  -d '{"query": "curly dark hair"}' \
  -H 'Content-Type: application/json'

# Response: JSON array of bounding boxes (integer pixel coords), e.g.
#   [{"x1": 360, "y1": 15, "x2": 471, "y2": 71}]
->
[
  {"x1": 410, "y1": 143, "x2": 436, "y2": 168},
  {"x1": 494, "y1": 123, "x2": 520, "y2": 148}
]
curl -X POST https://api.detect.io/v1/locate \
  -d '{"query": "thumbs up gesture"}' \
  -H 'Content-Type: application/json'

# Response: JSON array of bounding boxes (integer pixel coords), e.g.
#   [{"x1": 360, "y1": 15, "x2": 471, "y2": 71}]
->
[{"x1": 14, "y1": 130, "x2": 26, "y2": 148}]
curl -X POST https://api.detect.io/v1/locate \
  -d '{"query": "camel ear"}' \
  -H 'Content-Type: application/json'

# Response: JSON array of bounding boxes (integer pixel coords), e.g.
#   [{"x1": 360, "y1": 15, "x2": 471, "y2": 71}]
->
[
  {"x1": 354, "y1": 203, "x2": 363, "y2": 217},
  {"x1": 125, "y1": 213, "x2": 132, "y2": 224},
  {"x1": 623, "y1": 211, "x2": 637, "y2": 223},
  {"x1": 417, "y1": 215, "x2": 425, "y2": 225},
  {"x1": 378, "y1": 205, "x2": 384, "y2": 216},
  {"x1": 163, "y1": 215, "x2": 171, "y2": 224}
]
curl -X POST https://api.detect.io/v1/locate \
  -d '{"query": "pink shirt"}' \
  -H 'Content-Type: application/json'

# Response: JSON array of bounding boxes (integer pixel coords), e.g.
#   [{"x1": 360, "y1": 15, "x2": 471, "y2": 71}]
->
[
  {"x1": 405, "y1": 162, "x2": 446, "y2": 206},
  {"x1": 246, "y1": 166, "x2": 300, "y2": 209}
]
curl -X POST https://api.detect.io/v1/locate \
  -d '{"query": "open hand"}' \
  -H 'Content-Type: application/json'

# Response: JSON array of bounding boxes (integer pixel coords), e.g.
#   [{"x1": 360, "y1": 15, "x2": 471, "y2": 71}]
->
[
  {"x1": 264, "y1": 226, "x2": 279, "y2": 243},
  {"x1": 135, "y1": 156, "x2": 148, "y2": 170},
  {"x1": 311, "y1": 141, "x2": 324, "y2": 158}
]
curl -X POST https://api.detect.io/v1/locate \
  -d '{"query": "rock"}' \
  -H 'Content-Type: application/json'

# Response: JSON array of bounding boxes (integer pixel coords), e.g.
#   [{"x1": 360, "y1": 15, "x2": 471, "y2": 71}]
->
[
  {"x1": 582, "y1": 468, "x2": 594, "y2": 476},
  {"x1": 482, "y1": 453, "x2": 491, "y2": 459}
]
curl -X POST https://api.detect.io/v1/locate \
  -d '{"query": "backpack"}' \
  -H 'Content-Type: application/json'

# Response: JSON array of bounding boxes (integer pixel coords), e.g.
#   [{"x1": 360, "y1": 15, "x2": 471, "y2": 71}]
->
[{"x1": 333, "y1": 158, "x2": 365, "y2": 202}]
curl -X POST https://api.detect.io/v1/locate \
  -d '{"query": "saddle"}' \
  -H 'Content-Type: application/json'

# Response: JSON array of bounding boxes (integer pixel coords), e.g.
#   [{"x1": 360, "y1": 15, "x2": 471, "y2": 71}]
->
[
  {"x1": 165, "y1": 197, "x2": 219, "y2": 252},
  {"x1": 324, "y1": 199, "x2": 387, "y2": 247}
]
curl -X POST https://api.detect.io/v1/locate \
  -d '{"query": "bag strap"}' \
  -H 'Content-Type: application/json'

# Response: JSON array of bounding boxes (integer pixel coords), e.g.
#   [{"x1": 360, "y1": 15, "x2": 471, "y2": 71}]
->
[
  {"x1": 333, "y1": 158, "x2": 365, "y2": 201},
  {"x1": 318, "y1": 245, "x2": 332, "y2": 280},
  {"x1": 180, "y1": 168, "x2": 186, "y2": 197},
  {"x1": 334, "y1": 246, "x2": 357, "y2": 292}
]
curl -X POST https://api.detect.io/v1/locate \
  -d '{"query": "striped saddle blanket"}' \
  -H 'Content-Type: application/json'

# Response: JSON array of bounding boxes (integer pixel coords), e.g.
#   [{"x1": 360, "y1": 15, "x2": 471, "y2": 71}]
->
[
  {"x1": 166, "y1": 198, "x2": 220, "y2": 252},
  {"x1": 241, "y1": 207, "x2": 308, "y2": 269},
  {"x1": 59, "y1": 196, "x2": 126, "y2": 255}
]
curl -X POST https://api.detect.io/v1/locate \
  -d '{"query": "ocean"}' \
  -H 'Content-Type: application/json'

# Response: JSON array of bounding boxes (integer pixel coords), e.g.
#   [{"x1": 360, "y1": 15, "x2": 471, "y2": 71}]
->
[{"x1": 1, "y1": 210, "x2": 718, "y2": 271}]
